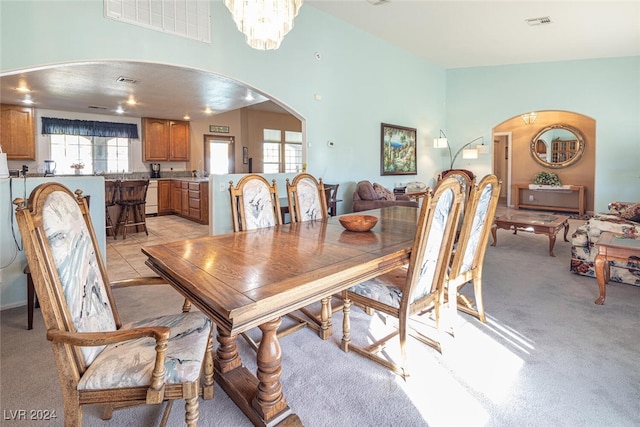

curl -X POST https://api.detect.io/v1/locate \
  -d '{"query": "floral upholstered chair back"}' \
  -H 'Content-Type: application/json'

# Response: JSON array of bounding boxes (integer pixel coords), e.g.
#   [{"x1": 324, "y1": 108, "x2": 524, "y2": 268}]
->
[
  {"x1": 405, "y1": 177, "x2": 463, "y2": 306},
  {"x1": 18, "y1": 184, "x2": 117, "y2": 368},
  {"x1": 286, "y1": 173, "x2": 328, "y2": 223},
  {"x1": 229, "y1": 174, "x2": 283, "y2": 231},
  {"x1": 451, "y1": 175, "x2": 501, "y2": 277}
]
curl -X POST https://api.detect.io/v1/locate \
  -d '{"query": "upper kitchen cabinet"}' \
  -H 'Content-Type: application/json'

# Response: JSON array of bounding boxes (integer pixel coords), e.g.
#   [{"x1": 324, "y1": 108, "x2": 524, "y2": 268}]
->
[
  {"x1": 1, "y1": 104, "x2": 35, "y2": 160},
  {"x1": 143, "y1": 118, "x2": 190, "y2": 161}
]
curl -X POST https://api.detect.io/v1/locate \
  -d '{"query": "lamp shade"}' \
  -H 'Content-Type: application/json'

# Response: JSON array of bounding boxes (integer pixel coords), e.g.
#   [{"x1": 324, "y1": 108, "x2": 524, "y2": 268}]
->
[
  {"x1": 462, "y1": 148, "x2": 478, "y2": 160},
  {"x1": 433, "y1": 137, "x2": 448, "y2": 148}
]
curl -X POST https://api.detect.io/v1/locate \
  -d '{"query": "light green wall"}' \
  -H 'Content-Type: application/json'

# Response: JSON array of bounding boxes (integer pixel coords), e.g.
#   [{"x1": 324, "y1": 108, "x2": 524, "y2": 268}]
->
[{"x1": 445, "y1": 57, "x2": 640, "y2": 211}]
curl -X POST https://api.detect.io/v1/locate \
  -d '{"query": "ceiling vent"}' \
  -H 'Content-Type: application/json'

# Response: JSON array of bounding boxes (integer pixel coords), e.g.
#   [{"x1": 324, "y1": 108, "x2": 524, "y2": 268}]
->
[
  {"x1": 525, "y1": 16, "x2": 552, "y2": 26},
  {"x1": 116, "y1": 76, "x2": 140, "y2": 84},
  {"x1": 88, "y1": 105, "x2": 108, "y2": 110},
  {"x1": 367, "y1": 0, "x2": 390, "y2": 5}
]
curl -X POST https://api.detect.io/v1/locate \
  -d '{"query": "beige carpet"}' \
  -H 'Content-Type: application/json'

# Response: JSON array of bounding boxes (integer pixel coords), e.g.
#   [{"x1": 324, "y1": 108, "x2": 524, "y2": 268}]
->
[{"x1": 2, "y1": 218, "x2": 640, "y2": 426}]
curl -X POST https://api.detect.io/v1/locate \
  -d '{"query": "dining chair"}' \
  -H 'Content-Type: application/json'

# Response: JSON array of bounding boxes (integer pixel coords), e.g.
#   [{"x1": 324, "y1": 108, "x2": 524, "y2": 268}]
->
[
  {"x1": 340, "y1": 176, "x2": 464, "y2": 378},
  {"x1": 229, "y1": 174, "x2": 283, "y2": 232},
  {"x1": 446, "y1": 174, "x2": 501, "y2": 331},
  {"x1": 323, "y1": 183, "x2": 340, "y2": 217},
  {"x1": 229, "y1": 174, "x2": 307, "y2": 350},
  {"x1": 438, "y1": 169, "x2": 476, "y2": 216},
  {"x1": 13, "y1": 182, "x2": 214, "y2": 426},
  {"x1": 104, "y1": 179, "x2": 119, "y2": 239},
  {"x1": 115, "y1": 179, "x2": 149, "y2": 239},
  {"x1": 285, "y1": 173, "x2": 328, "y2": 223}
]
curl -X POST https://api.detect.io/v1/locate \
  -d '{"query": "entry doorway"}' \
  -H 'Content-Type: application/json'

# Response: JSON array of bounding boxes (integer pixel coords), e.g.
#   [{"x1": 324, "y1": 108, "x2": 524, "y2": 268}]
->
[
  {"x1": 204, "y1": 135, "x2": 235, "y2": 175},
  {"x1": 493, "y1": 132, "x2": 511, "y2": 206}
]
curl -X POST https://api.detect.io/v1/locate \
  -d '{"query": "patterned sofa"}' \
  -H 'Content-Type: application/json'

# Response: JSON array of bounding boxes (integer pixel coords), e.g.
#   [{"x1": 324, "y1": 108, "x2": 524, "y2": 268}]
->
[{"x1": 570, "y1": 201, "x2": 640, "y2": 286}]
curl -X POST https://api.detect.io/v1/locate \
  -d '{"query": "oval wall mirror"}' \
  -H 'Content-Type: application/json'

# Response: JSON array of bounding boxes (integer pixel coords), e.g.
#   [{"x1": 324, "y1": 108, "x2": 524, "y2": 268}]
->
[{"x1": 530, "y1": 123, "x2": 585, "y2": 168}]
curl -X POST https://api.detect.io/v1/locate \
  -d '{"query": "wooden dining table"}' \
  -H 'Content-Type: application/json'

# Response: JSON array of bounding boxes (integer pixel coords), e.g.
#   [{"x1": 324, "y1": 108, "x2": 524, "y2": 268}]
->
[{"x1": 142, "y1": 206, "x2": 418, "y2": 426}]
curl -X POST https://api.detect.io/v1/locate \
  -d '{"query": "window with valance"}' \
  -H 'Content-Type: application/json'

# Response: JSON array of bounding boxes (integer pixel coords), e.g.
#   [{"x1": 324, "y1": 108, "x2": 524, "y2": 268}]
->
[
  {"x1": 42, "y1": 117, "x2": 136, "y2": 175},
  {"x1": 41, "y1": 117, "x2": 139, "y2": 139}
]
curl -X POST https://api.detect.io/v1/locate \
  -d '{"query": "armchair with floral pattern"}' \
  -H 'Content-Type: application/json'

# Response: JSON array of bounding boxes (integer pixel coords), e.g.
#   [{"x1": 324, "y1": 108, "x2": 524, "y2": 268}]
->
[{"x1": 570, "y1": 201, "x2": 640, "y2": 286}]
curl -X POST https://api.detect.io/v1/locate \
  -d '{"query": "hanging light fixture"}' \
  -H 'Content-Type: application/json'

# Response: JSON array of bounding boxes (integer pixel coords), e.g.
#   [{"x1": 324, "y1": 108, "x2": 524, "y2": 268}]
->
[
  {"x1": 224, "y1": 0, "x2": 303, "y2": 50},
  {"x1": 521, "y1": 111, "x2": 538, "y2": 125}
]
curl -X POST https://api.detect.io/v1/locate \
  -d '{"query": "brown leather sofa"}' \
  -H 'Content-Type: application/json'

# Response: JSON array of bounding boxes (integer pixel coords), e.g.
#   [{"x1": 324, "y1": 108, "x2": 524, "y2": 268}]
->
[{"x1": 352, "y1": 180, "x2": 419, "y2": 212}]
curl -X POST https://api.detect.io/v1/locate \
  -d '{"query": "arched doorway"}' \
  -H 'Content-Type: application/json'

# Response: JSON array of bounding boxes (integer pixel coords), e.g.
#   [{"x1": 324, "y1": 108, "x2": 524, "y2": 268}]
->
[{"x1": 493, "y1": 110, "x2": 596, "y2": 213}]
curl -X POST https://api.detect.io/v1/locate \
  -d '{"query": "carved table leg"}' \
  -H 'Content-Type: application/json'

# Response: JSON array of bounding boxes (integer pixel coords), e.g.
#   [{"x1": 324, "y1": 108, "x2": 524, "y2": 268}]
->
[
  {"x1": 340, "y1": 297, "x2": 352, "y2": 352},
  {"x1": 214, "y1": 325, "x2": 242, "y2": 374},
  {"x1": 548, "y1": 233, "x2": 557, "y2": 257},
  {"x1": 562, "y1": 220, "x2": 570, "y2": 242},
  {"x1": 319, "y1": 296, "x2": 333, "y2": 340},
  {"x1": 490, "y1": 224, "x2": 497, "y2": 247},
  {"x1": 594, "y1": 254, "x2": 609, "y2": 305},
  {"x1": 252, "y1": 318, "x2": 289, "y2": 422}
]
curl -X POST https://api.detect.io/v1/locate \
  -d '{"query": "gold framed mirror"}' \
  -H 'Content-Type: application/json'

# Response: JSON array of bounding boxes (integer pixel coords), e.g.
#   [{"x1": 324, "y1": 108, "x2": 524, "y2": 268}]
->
[{"x1": 530, "y1": 123, "x2": 585, "y2": 168}]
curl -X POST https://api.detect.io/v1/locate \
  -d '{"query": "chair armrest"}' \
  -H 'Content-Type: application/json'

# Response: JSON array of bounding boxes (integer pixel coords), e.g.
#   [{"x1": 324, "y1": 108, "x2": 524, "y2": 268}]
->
[
  {"x1": 608, "y1": 201, "x2": 634, "y2": 215},
  {"x1": 47, "y1": 326, "x2": 171, "y2": 403},
  {"x1": 46, "y1": 326, "x2": 170, "y2": 346},
  {"x1": 110, "y1": 276, "x2": 168, "y2": 289}
]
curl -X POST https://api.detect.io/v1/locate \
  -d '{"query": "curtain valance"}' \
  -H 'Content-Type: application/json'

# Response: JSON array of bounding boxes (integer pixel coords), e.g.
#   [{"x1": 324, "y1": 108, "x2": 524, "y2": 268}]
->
[{"x1": 41, "y1": 117, "x2": 139, "y2": 139}]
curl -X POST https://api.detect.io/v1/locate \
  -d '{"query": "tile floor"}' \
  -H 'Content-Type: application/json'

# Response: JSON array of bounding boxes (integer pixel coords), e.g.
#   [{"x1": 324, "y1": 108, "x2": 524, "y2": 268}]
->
[{"x1": 107, "y1": 215, "x2": 209, "y2": 281}]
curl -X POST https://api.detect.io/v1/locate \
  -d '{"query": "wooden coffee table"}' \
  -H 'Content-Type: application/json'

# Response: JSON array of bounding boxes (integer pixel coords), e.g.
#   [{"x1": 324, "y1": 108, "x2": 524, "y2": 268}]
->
[
  {"x1": 491, "y1": 211, "x2": 570, "y2": 256},
  {"x1": 594, "y1": 232, "x2": 640, "y2": 305}
]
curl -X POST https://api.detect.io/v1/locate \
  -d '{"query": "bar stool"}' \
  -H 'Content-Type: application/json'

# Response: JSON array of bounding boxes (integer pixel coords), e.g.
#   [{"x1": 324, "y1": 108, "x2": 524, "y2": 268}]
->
[
  {"x1": 105, "y1": 180, "x2": 119, "y2": 239},
  {"x1": 115, "y1": 179, "x2": 149, "y2": 239}
]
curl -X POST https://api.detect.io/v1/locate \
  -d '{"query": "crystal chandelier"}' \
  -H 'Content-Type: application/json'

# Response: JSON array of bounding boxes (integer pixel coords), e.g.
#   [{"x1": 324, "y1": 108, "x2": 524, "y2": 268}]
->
[{"x1": 224, "y1": 0, "x2": 303, "y2": 50}]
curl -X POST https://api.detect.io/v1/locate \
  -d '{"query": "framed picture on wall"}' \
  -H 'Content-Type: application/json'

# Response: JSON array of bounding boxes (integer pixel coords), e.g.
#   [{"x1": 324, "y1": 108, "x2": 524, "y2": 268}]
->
[
  {"x1": 380, "y1": 123, "x2": 417, "y2": 175},
  {"x1": 243, "y1": 146, "x2": 249, "y2": 164}
]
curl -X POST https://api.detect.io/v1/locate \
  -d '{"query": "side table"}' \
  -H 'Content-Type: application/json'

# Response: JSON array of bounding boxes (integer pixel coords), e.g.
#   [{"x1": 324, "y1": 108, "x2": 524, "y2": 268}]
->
[{"x1": 594, "y1": 232, "x2": 640, "y2": 305}]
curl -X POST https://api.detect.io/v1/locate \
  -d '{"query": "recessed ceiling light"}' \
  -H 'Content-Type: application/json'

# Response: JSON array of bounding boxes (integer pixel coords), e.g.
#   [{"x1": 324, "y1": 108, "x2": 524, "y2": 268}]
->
[
  {"x1": 127, "y1": 96, "x2": 137, "y2": 106},
  {"x1": 204, "y1": 106, "x2": 213, "y2": 114},
  {"x1": 183, "y1": 114, "x2": 191, "y2": 120},
  {"x1": 22, "y1": 97, "x2": 34, "y2": 105},
  {"x1": 16, "y1": 86, "x2": 30, "y2": 93},
  {"x1": 116, "y1": 106, "x2": 125, "y2": 114},
  {"x1": 525, "y1": 16, "x2": 552, "y2": 26}
]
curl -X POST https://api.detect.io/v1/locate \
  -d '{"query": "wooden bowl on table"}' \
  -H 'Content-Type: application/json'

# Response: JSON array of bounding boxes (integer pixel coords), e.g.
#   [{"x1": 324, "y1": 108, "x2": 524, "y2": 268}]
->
[{"x1": 338, "y1": 214, "x2": 378, "y2": 232}]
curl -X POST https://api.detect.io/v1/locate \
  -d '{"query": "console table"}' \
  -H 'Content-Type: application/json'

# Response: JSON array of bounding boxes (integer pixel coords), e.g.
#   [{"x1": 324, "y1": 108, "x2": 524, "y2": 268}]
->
[{"x1": 513, "y1": 184, "x2": 585, "y2": 215}]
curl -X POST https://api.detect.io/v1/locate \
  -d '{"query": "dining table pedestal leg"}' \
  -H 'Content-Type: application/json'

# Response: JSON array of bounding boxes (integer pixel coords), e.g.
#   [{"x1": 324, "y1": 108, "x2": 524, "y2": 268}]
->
[{"x1": 214, "y1": 321, "x2": 302, "y2": 427}]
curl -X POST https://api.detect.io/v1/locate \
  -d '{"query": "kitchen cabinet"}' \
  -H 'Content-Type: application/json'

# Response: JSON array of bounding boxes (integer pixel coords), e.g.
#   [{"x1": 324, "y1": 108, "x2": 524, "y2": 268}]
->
[
  {"x1": 142, "y1": 118, "x2": 190, "y2": 161},
  {"x1": 157, "y1": 180, "x2": 173, "y2": 214},
  {"x1": 171, "y1": 181, "x2": 183, "y2": 213},
  {"x1": 188, "y1": 182, "x2": 209, "y2": 224},
  {"x1": 1, "y1": 104, "x2": 35, "y2": 160},
  {"x1": 162, "y1": 179, "x2": 208, "y2": 224}
]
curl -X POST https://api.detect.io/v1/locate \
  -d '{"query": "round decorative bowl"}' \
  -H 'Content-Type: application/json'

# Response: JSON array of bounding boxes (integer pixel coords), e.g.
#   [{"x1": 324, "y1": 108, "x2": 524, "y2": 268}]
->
[{"x1": 338, "y1": 214, "x2": 378, "y2": 232}]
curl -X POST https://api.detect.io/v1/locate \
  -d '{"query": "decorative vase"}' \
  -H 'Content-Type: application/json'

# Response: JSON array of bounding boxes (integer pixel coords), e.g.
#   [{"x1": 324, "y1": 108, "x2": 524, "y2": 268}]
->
[{"x1": 74, "y1": 169, "x2": 81, "y2": 175}]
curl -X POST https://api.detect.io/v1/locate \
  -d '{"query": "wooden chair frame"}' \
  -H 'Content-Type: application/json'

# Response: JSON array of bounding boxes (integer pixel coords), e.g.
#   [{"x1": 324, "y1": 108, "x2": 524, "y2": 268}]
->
[
  {"x1": 446, "y1": 175, "x2": 501, "y2": 329},
  {"x1": 285, "y1": 173, "x2": 328, "y2": 224},
  {"x1": 13, "y1": 183, "x2": 214, "y2": 426},
  {"x1": 340, "y1": 177, "x2": 464, "y2": 378},
  {"x1": 229, "y1": 174, "x2": 283, "y2": 232}
]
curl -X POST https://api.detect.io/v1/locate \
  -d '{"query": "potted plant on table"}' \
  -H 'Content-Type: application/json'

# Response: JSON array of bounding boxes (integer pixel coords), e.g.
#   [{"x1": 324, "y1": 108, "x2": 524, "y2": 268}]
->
[
  {"x1": 532, "y1": 171, "x2": 562, "y2": 187},
  {"x1": 70, "y1": 162, "x2": 85, "y2": 175}
]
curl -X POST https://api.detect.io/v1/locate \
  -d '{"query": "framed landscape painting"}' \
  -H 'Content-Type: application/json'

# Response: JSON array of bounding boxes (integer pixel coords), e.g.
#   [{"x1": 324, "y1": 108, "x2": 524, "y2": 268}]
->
[{"x1": 380, "y1": 123, "x2": 417, "y2": 175}]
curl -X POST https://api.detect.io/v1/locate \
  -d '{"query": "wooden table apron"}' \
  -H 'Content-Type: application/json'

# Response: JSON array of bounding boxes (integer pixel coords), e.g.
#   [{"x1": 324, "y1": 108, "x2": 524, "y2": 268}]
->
[{"x1": 142, "y1": 206, "x2": 418, "y2": 426}]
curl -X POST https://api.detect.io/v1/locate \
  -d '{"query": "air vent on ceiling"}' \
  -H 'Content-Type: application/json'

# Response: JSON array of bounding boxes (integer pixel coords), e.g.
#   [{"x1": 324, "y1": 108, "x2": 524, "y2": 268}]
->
[
  {"x1": 367, "y1": 0, "x2": 389, "y2": 5},
  {"x1": 525, "y1": 16, "x2": 552, "y2": 26},
  {"x1": 116, "y1": 76, "x2": 140, "y2": 84},
  {"x1": 88, "y1": 105, "x2": 109, "y2": 110}
]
